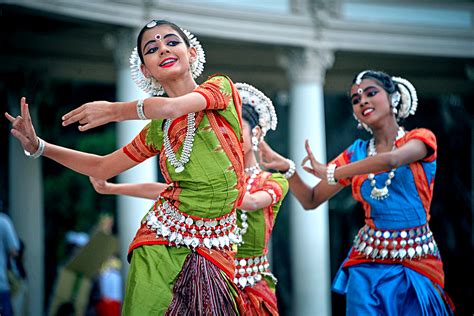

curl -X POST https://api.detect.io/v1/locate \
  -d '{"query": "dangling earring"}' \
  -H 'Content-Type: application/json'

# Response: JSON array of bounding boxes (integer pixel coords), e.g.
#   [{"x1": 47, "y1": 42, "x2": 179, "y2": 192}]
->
[
  {"x1": 391, "y1": 91, "x2": 400, "y2": 115},
  {"x1": 251, "y1": 128, "x2": 259, "y2": 152},
  {"x1": 357, "y1": 121, "x2": 363, "y2": 130}
]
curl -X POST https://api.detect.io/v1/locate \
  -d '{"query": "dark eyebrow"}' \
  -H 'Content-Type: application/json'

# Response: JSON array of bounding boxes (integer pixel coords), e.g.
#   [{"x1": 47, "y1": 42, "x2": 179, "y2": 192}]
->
[
  {"x1": 164, "y1": 33, "x2": 179, "y2": 39},
  {"x1": 143, "y1": 34, "x2": 180, "y2": 51},
  {"x1": 143, "y1": 40, "x2": 155, "y2": 51},
  {"x1": 350, "y1": 85, "x2": 378, "y2": 99}
]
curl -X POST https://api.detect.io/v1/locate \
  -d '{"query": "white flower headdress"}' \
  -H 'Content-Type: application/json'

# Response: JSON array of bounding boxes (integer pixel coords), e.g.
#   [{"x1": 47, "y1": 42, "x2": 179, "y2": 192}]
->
[
  {"x1": 236, "y1": 82, "x2": 278, "y2": 137},
  {"x1": 129, "y1": 24, "x2": 206, "y2": 96}
]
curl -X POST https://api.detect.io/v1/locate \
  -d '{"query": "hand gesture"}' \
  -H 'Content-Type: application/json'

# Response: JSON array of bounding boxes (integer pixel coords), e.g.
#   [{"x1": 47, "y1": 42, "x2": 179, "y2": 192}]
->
[
  {"x1": 258, "y1": 141, "x2": 290, "y2": 172},
  {"x1": 62, "y1": 101, "x2": 117, "y2": 131},
  {"x1": 5, "y1": 97, "x2": 41, "y2": 153},
  {"x1": 89, "y1": 176, "x2": 112, "y2": 194},
  {"x1": 301, "y1": 140, "x2": 327, "y2": 179}
]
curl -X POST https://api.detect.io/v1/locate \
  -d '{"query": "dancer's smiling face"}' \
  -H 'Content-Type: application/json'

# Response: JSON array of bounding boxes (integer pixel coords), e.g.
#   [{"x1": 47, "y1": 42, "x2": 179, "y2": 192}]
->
[
  {"x1": 139, "y1": 24, "x2": 196, "y2": 83},
  {"x1": 350, "y1": 79, "x2": 392, "y2": 126}
]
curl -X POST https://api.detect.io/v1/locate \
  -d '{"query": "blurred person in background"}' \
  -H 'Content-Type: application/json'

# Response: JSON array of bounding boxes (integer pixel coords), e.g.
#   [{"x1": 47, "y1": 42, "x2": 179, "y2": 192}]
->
[{"x1": 0, "y1": 201, "x2": 20, "y2": 316}]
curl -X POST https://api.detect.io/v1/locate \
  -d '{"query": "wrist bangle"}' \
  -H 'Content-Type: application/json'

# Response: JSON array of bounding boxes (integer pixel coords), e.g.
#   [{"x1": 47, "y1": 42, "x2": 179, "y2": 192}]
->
[
  {"x1": 136, "y1": 99, "x2": 148, "y2": 120},
  {"x1": 327, "y1": 163, "x2": 337, "y2": 185},
  {"x1": 283, "y1": 159, "x2": 296, "y2": 179},
  {"x1": 24, "y1": 137, "x2": 45, "y2": 159}
]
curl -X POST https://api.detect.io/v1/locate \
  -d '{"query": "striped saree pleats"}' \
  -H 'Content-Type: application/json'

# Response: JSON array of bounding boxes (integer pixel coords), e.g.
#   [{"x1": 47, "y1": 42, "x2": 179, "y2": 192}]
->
[{"x1": 166, "y1": 252, "x2": 239, "y2": 315}]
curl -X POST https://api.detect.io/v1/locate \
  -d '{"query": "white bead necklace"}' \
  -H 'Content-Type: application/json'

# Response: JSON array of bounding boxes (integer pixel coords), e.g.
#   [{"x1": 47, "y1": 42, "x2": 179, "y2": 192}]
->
[
  {"x1": 163, "y1": 112, "x2": 196, "y2": 173},
  {"x1": 238, "y1": 165, "x2": 261, "y2": 238},
  {"x1": 367, "y1": 127, "x2": 405, "y2": 200}
]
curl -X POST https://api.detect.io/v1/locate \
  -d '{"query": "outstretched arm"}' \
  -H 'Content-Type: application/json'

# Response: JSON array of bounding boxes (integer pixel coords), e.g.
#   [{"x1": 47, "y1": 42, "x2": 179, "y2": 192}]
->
[
  {"x1": 89, "y1": 177, "x2": 168, "y2": 200},
  {"x1": 5, "y1": 97, "x2": 139, "y2": 179},
  {"x1": 62, "y1": 92, "x2": 207, "y2": 131},
  {"x1": 297, "y1": 138, "x2": 428, "y2": 209}
]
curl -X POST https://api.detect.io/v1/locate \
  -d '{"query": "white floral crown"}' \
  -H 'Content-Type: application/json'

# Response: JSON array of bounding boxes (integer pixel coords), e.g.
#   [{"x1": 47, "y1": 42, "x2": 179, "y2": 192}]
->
[
  {"x1": 129, "y1": 26, "x2": 206, "y2": 96},
  {"x1": 236, "y1": 82, "x2": 278, "y2": 137}
]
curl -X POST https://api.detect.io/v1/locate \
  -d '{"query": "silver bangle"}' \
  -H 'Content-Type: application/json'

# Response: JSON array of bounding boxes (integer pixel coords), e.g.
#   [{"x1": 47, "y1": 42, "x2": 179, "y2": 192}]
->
[
  {"x1": 24, "y1": 137, "x2": 45, "y2": 159},
  {"x1": 283, "y1": 159, "x2": 296, "y2": 179},
  {"x1": 136, "y1": 99, "x2": 148, "y2": 120},
  {"x1": 327, "y1": 163, "x2": 337, "y2": 185}
]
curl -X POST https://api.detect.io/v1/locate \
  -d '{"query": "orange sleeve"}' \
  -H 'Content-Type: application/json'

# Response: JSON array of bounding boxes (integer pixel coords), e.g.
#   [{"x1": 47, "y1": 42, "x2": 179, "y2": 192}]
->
[
  {"x1": 122, "y1": 126, "x2": 160, "y2": 162},
  {"x1": 398, "y1": 128, "x2": 437, "y2": 162},
  {"x1": 193, "y1": 75, "x2": 233, "y2": 110}
]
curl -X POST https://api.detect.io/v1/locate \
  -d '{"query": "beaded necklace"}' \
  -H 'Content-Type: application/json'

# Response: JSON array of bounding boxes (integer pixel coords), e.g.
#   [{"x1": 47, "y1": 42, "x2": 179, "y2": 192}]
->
[
  {"x1": 367, "y1": 127, "x2": 405, "y2": 200},
  {"x1": 163, "y1": 112, "x2": 196, "y2": 173}
]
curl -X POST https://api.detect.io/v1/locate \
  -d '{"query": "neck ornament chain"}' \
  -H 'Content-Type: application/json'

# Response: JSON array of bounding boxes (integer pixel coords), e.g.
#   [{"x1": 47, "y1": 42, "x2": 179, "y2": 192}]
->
[
  {"x1": 163, "y1": 112, "x2": 196, "y2": 173},
  {"x1": 238, "y1": 165, "x2": 261, "y2": 238},
  {"x1": 367, "y1": 127, "x2": 405, "y2": 200}
]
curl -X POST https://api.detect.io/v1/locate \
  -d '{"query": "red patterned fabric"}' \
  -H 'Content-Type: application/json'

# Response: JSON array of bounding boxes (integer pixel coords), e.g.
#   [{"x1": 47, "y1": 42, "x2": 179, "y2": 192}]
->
[
  {"x1": 122, "y1": 125, "x2": 159, "y2": 162},
  {"x1": 194, "y1": 76, "x2": 233, "y2": 110},
  {"x1": 241, "y1": 279, "x2": 279, "y2": 316}
]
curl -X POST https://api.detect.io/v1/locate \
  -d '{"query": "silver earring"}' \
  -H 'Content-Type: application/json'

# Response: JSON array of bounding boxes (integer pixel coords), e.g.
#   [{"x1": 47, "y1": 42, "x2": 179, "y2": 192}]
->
[
  {"x1": 391, "y1": 92, "x2": 401, "y2": 107},
  {"x1": 357, "y1": 122, "x2": 363, "y2": 130},
  {"x1": 251, "y1": 128, "x2": 259, "y2": 152}
]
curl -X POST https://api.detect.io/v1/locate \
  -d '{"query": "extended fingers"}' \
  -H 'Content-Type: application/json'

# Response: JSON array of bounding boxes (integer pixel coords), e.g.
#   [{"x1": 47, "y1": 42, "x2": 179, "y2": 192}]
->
[
  {"x1": 10, "y1": 128, "x2": 30, "y2": 145},
  {"x1": 5, "y1": 112, "x2": 16, "y2": 123},
  {"x1": 20, "y1": 98, "x2": 32, "y2": 122},
  {"x1": 62, "y1": 104, "x2": 87, "y2": 126}
]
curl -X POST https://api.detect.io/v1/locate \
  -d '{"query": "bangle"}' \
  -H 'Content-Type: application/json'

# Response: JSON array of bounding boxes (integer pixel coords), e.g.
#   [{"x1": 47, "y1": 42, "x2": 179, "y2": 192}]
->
[
  {"x1": 283, "y1": 159, "x2": 296, "y2": 179},
  {"x1": 24, "y1": 137, "x2": 45, "y2": 159},
  {"x1": 136, "y1": 99, "x2": 148, "y2": 120},
  {"x1": 327, "y1": 163, "x2": 337, "y2": 185}
]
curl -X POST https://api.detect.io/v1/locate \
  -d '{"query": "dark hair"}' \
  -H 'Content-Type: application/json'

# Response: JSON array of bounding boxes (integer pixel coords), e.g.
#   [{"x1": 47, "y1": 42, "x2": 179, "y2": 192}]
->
[
  {"x1": 242, "y1": 104, "x2": 259, "y2": 129},
  {"x1": 136, "y1": 20, "x2": 191, "y2": 64},
  {"x1": 351, "y1": 70, "x2": 397, "y2": 95}
]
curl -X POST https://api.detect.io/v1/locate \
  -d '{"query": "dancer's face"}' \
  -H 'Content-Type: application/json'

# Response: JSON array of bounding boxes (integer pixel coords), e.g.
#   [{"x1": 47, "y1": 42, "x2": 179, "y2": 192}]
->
[
  {"x1": 140, "y1": 24, "x2": 197, "y2": 83},
  {"x1": 350, "y1": 79, "x2": 392, "y2": 126}
]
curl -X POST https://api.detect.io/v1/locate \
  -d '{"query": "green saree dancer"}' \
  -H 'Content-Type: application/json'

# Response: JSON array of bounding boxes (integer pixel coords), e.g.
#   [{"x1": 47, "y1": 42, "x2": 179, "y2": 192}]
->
[{"x1": 123, "y1": 74, "x2": 245, "y2": 315}]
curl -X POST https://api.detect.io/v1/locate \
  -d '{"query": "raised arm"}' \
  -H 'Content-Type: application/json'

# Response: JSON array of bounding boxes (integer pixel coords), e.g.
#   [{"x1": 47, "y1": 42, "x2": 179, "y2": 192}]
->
[
  {"x1": 6, "y1": 97, "x2": 140, "y2": 179},
  {"x1": 61, "y1": 92, "x2": 207, "y2": 131},
  {"x1": 297, "y1": 138, "x2": 429, "y2": 209},
  {"x1": 89, "y1": 177, "x2": 168, "y2": 200}
]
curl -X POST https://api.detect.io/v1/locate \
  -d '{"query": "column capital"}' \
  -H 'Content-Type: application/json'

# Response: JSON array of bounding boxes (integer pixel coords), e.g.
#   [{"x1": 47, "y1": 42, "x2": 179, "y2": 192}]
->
[{"x1": 279, "y1": 47, "x2": 334, "y2": 84}]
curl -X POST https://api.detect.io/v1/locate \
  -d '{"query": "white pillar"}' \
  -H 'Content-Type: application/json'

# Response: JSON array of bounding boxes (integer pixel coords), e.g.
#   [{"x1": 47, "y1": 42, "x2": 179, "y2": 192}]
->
[
  {"x1": 8, "y1": 101, "x2": 44, "y2": 316},
  {"x1": 114, "y1": 30, "x2": 157, "y2": 277},
  {"x1": 282, "y1": 48, "x2": 334, "y2": 316}
]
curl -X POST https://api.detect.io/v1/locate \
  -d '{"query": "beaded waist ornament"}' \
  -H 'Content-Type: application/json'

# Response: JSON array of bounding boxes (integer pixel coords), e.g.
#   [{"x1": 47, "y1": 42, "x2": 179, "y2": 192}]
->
[
  {"x1": 233, "y1": 255, "x2": 277, "y2": 289},
  {"x1": 353, "y1": 223, "x2": 439, "y2": 261},
  {"x1": 145, "y1": 198, "x2": 241, "y2": 250}
]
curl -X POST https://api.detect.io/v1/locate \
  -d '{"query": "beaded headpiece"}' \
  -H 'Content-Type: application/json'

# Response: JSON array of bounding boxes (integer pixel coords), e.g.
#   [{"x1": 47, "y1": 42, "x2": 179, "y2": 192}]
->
[
  {"x1": 129, "y1": 25, "x2": 206, "y2": 96},
  {"x1": 236, "y1": 82, "x2": 278, "y2": 137}
]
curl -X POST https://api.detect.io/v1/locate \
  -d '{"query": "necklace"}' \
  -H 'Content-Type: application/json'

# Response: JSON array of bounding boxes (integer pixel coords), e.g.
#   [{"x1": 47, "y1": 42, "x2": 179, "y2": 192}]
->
[
  {"x1": 367, "y1": 127, "x2": 405, "y2": 200},
  {"x1": 163, "y1": 112, "x2": 196, "y2": 173},
  {"x1": 238, "y1": 165, "x2": 261, "y2": 237}
]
